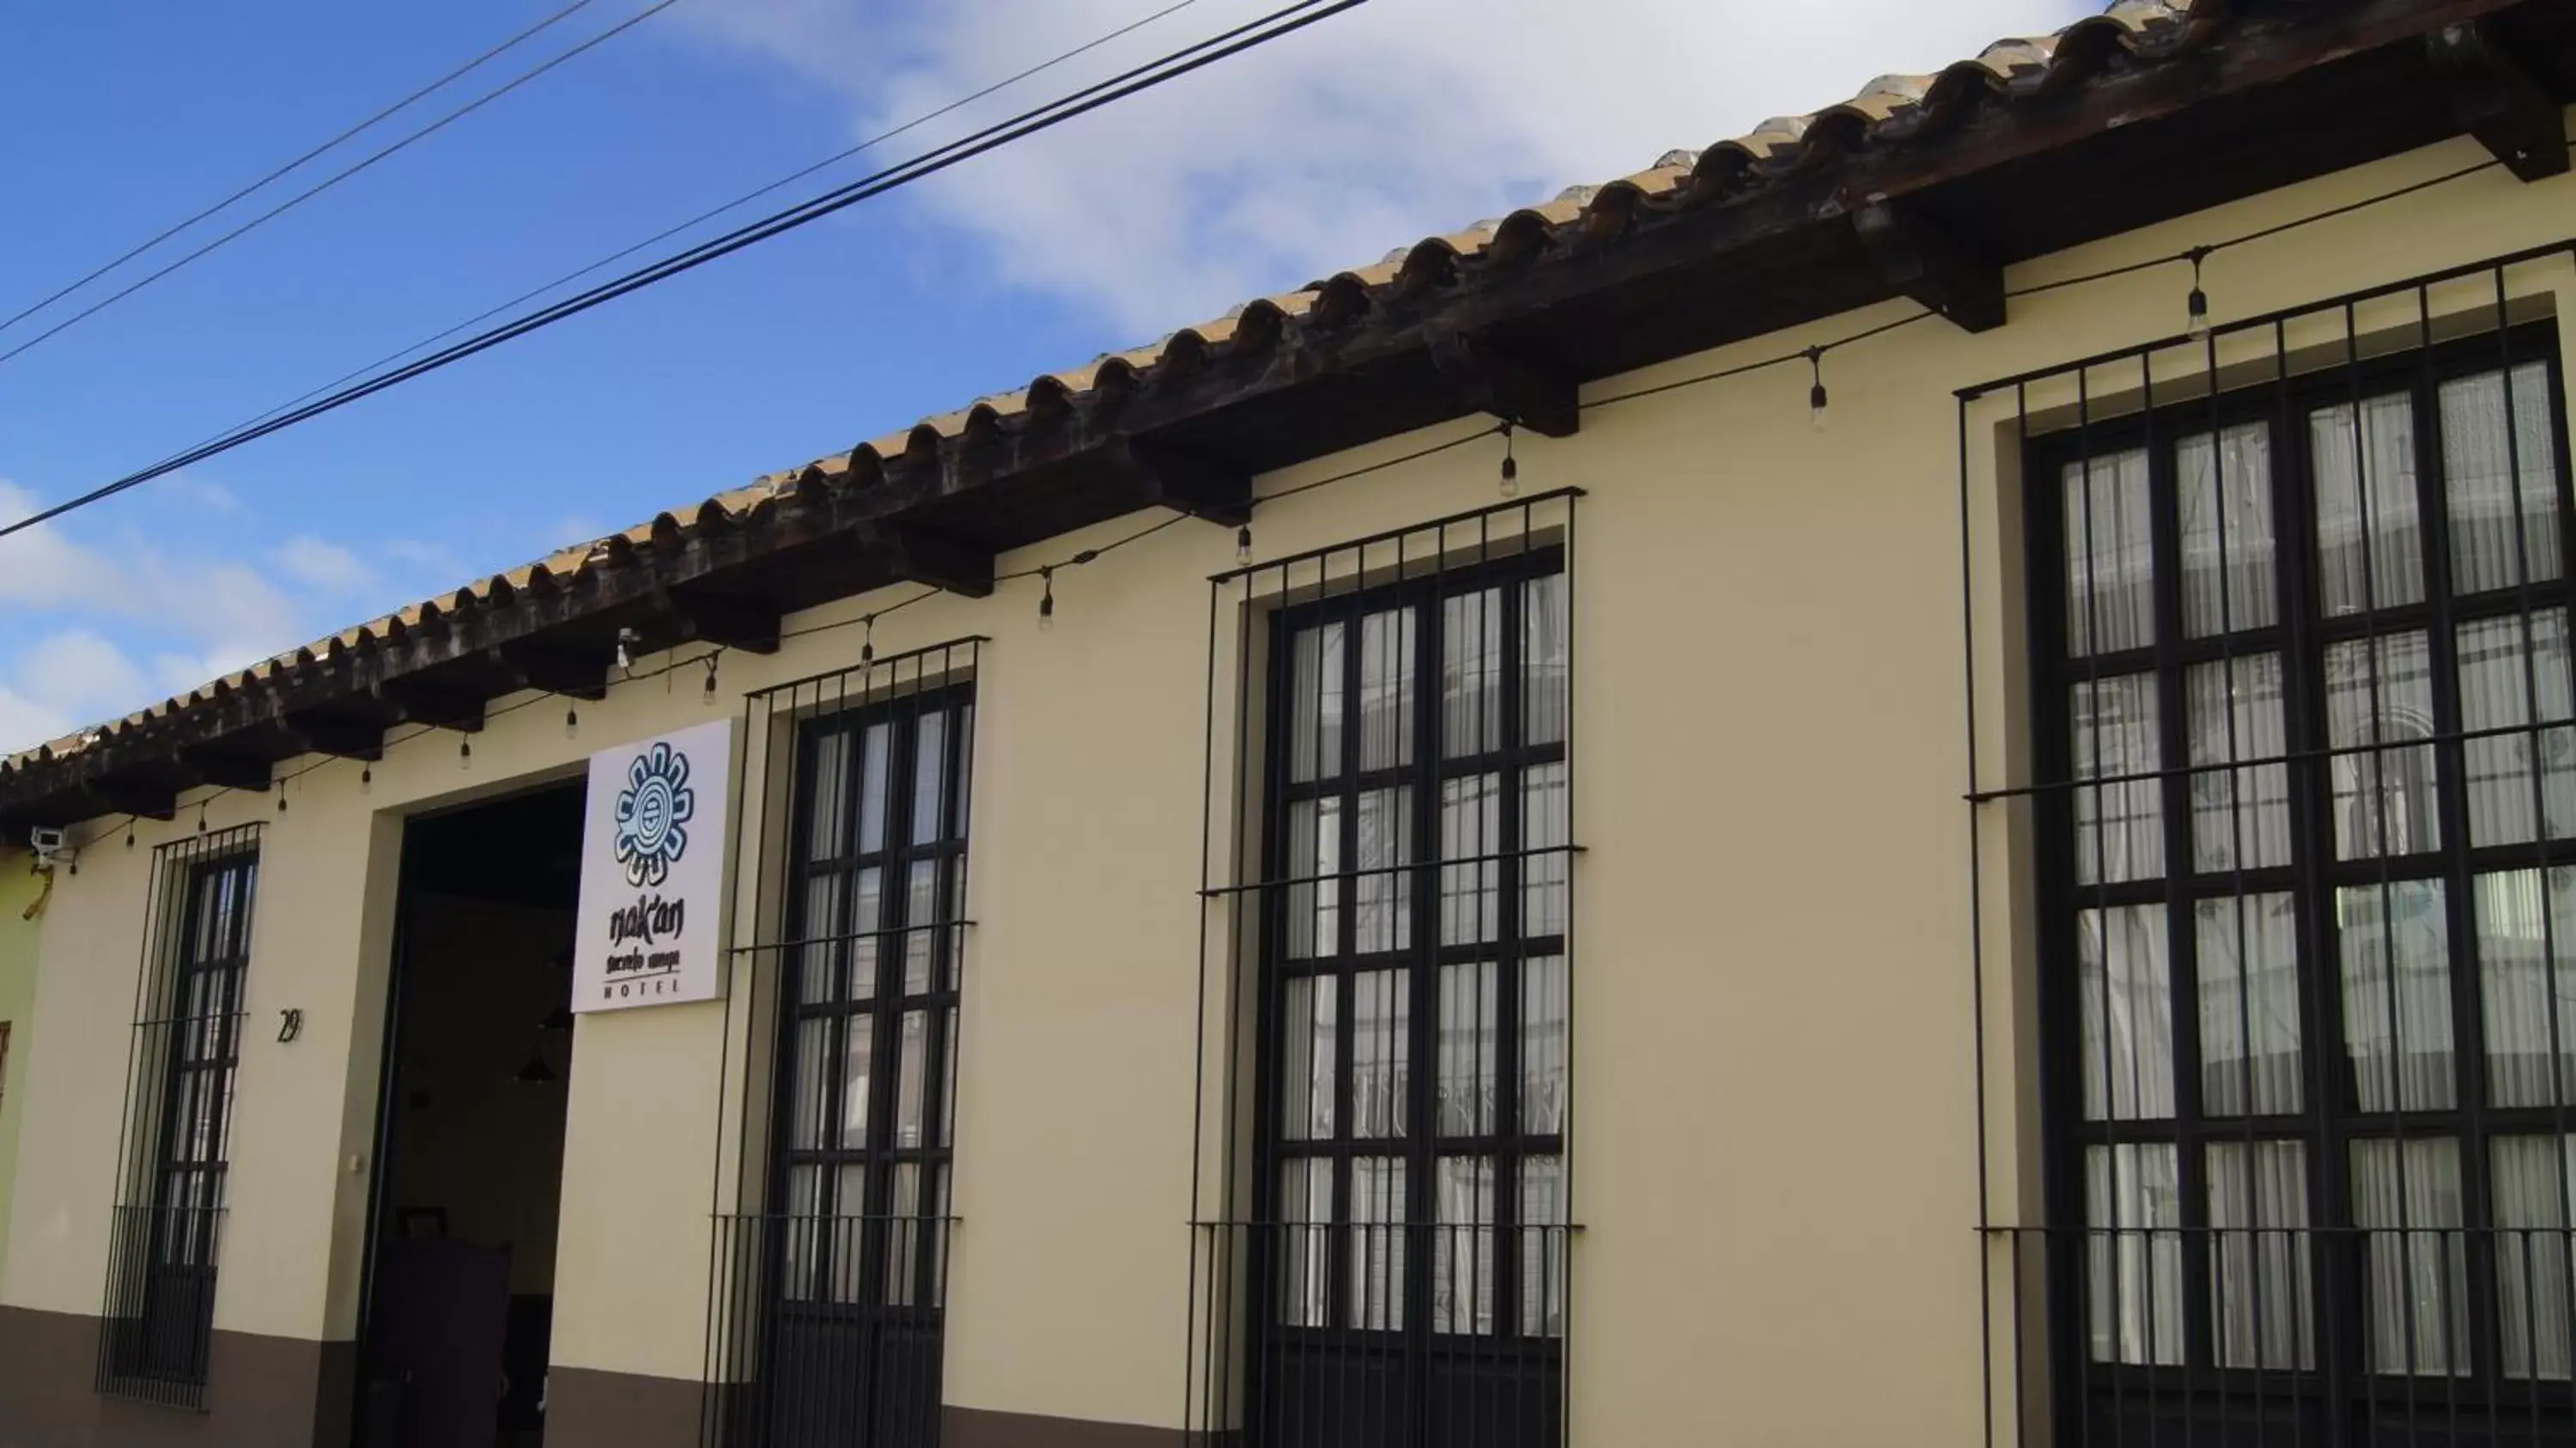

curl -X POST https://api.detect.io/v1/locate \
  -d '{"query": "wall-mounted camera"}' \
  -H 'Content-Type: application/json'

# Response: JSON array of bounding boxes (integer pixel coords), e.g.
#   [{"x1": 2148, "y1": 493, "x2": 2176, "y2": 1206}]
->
[{"x1": 26, "y1": 825, "x2": 75, "y2": 870}]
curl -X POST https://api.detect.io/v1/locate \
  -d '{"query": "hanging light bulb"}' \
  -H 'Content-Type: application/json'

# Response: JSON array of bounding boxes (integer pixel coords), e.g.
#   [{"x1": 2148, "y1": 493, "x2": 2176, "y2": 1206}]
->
[
  {"x1": 125, "y1": 821, "x2": 136, "y2": 849},
  {"x1": 702, "y1": 652, "x2": 720, "y2": 703},
  {"x1": 2185, "y1": 246, "x2": 2213, "y2": 340},
  {"x1": 197, "y1": 803, "x2": 208, "y2": 834},
  {"x1": 1807, "y1": 348, "x2": 1830, "y2": 433},
  {"x1": 1038, "y1": 567, "x2": 1056, "y2": 632},
  {"x1": 1236, "y1": 524, "x2": 1254, "y2": 565},
  {"x1": 615, "y1": 627, "x2": 637, "y2": 672},
  {"x1": 1499, "y1": 422, "x2": 1520, "y2": 497},
  {"x1": 360, "y1": 764, "x2": 374, "y2": 794},
  {"x1": 860, "y1": 616, "x2": 876, "y2": 666},
  {"x1": 277, "y1": 789, "x2": 288, "y2": 815},
  {"x1": 459, "y1": 737, "x2": 472, "y2": 770},
  {"x1": 565, "y1": 703, "x2": 580, "y2": 737}
]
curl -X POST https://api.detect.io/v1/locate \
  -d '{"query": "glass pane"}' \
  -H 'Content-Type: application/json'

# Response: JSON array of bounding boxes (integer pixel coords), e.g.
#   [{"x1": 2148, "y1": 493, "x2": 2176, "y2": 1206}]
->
[
  {"x1": 1522, "y1": 1153, "x2": 1568, "y2": 1339},
  {"x1": 2459, "y1": 611, "x2": 2576, "y2": 848},
  {"x1": 805, "y1": 727, "x2": 852, "y2": 859},
  {"x1": 791, "y1": 1018, "x2": 829, "y2": 1150},
  {"x1": 2077, "y1": 905, "x2": 2174, "y2": 1122},
  {"x1": 939, "y1": 1012, "x2": 958, "y2": 1148},
  {"x1": 1437, "y1": 962, "x2": 1496, "y2": 1137},
  {"x1": 2178, "y1": 423, "x2": 2279, "y2": 636},
  {"x1": 912, "y1": 709, "x2": 949, "y2": 845},
  {"x1": 1350, "y1": 1158, "x2": 1406, "y2": 1331},
  {"x1": 2188, "y1": 654, "x2": 2290, "y2": 873},
  {"x1": 1431, "y1": 1156, "x2": 1494, "y2": 1335},
  {"x1": 1440, "y1": 775, "x2": 1499, "y2": 946},
  {"x1": 1523, "y1": 955, "x2": 1570, "y2": 1136},
  {"x1": 1524, "y1": 762, "x2": 1570, "y2": 939},
  {"x1": 858, "y1": 721, "x2": 892, "y2": 855},
  {"x1": 831, "y1": 1163, "x2": 868, "y2": 1305},
  {"x1": 1286, "y1": 798, "x2": 1340, "y2": 960},
  {"x1": 784, "y1": 1165, "x2": 823, "y2": 1301},
  {"x1": 894, "y1": 1010, "x2": 928, "y2": 1149},
  {"x1": 2353, "y1": 1136, "x2": 2470, "y2": 1376},
  {"x1": 1277, "y1": 1159, "x2": 1332, "y2": 1328},
  {"x1": 1291, "y1": 623, "x2": 1346, "y2": 784},
  {"x1": 1353, "y1": 788, "x2": 1412, "y2": 955},
  {"x1": 2314, "y1": 391, "x2": 2426, "y2": 614},
  {"x1": 2197, "y1": 893, "x2": 2301, "y2": 1116},
  {"x1": 2086, "y1": 1142, "x2": 2183, "y2": 1366},
  {"x1": 2340, "y1": 880, "x2": 2456, "y2": 1112},
  {"x1": 2492, "y1": 1134, "x2": 2576, "y2": 1380},
  {"x1": 1282, "y1": 976, "x2": 1336, "y2": 1141},
  {"x1": 887, "y1": 1161, "x2": 922, "y2": 1307},
  {"x1": 2208, "y1": 1140, "x2": 2313, "y2": 1370},
  {"x1": 839, "y1": 1017, "x2": 872, "y2": 1149},
  {"x1": 2479, "y1": 867, "x2": 2576, "y2": 1110},
  {"x1": 904, "y1": 860, "x2": 939, "y2": 994},
  {"x1": 2073, "y1": 673, "x2": 2162, "y2": 885},
  {"x1": 928, "y1": 1164, "x2": 952, "y2": 1308},
  {"x1": 951, "y1": 704, "x2": 975, "y2": 838},
  {"x1": 850, "y1": 867, "x2": 883, "y2": 1001},
  {"x1": 1524, "y1": 574, "x2": 1568, "y2": 747},
  {"x1": 2327, "y1": 632, "x2": 2441, "y2": 859},
  {"x1": 2444, "y1": 362, "x2": 2563, "y2": 594},
  {"x1": 1358, "y1": 607, "x2": 1415, "y2": 771},
  {"x1": 1350, "y1": 970, "x2": 1407, "y2": 1140},
  {"x1": 2064, "y1": 448, "x2": 2155, "y2": 656},
  {"x1": 1443, "y1": 587, "x2": 1504, "y2": 757},
  {"x1": 794, "y1": 874, "x2": 844, "y2": 1005}
]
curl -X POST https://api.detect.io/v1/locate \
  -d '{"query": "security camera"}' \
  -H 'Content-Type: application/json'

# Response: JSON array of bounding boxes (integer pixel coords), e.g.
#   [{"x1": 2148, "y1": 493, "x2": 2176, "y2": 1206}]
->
[{"x1": 27, "y1": 826, "x2": 74, "y2": 868}]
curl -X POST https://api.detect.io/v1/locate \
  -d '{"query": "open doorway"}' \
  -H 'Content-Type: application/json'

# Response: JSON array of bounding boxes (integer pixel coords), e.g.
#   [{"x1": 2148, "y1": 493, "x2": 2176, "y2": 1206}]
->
[{"x1": 359, "y1": 781, "x2": 586, "y2": 1448}]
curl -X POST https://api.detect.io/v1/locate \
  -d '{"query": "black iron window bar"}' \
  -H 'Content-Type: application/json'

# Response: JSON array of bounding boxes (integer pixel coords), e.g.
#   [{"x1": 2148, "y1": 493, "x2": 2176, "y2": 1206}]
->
[
  {"x1": 1964, "y1": 242, "x2": 2576, "y2": 1446},
  {"x1": 96, "y1": 823, "x2": 261, "y2": 1408},
  {"x1": 1188, "y1": 490, "x2": 1582, "y2": 1448},
  {"x1": 703, "y1": 639, "x2": 980, "y2": 1448}
]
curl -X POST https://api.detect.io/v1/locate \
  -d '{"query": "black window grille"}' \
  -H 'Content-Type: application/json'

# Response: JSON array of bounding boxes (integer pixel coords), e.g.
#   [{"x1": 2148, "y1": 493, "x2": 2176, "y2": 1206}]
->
[
  {"x1": 98, "y1": 824, "x2": 259, "y2": 1408},
  {"x1": 1190, "y1": 490, "x2": 1579, "y2": 1448},
  {"x1": 705, "y1": 640, "x2": 978, "y2": 1448},
  {"x1": 1977, "y1": 245, "x2": 2576, "y2": 1445}
]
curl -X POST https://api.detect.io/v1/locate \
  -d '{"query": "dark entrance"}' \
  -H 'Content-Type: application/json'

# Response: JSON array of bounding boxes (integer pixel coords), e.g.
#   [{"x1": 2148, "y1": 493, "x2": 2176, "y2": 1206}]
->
[{"x1": 358, "y1": 782, "x2": 586, "y2": 1448}]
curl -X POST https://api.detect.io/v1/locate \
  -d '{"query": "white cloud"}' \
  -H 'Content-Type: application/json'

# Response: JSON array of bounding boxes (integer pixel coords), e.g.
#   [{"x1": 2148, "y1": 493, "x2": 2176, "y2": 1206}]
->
[
  {"x1": 677, "y1": 0, "x2": 2093, "y2": 332},
  {"x1": 273, "y1": 534, "x2": 378, "y2": 593},
  {"x1": 21, "y1": 630, "x2": 149, "y2": 718},
  {"x1": 0, "y1": 686, "x2": 72, "y2": 753}
]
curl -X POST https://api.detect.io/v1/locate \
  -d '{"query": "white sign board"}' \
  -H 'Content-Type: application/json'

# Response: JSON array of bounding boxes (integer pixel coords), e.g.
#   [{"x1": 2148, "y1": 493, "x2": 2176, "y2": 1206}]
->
[{"x1": 572, "y1": 717, "x2": 734, "y2": 1012}]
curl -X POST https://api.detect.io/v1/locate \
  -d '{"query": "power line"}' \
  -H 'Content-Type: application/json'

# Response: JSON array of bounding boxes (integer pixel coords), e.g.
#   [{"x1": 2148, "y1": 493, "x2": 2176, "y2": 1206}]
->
[
  {"x1": 0, "y1": 0, "x2": 689, "y2": 369},
  {"x1": 0, "y1": 0, "x2": 1369, "y2": 545},
  {"x1": 205, "y1": 0, "x2": 1212, "y2": 449},
  {"x1": 0, "y1": 0, "x2": 608, "y2": 340}
]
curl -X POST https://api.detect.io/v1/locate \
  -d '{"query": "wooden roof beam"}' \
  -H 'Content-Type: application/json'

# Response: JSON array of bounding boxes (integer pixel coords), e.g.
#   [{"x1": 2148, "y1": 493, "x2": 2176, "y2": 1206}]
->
[
  {"x1": 657, "y1": 587, "x2": 781, "y2": 655},
  {"x1": 1854, "y1": 201, "x2": 2007, "y2": 333},
  {"x1": 283, "y1": 711, "x2": 386, "y2": 762},
  {"x1": 89, "y1": 779, "x2": 178, "y2": 822},
  {"x1": 2428, "y1": 19, "x2": 2569, "y2": 182},
  {"x1": 1102, "y1": 437, "x2": 1254, "y2": 527},
  {"x1": 490, "y1": 642, "x2": 609, "y2": 701},
  {"x1": 372, "y1": 679, "x2": 486, "y2": 733},
  {"x1": 177, "y1": 749, "x2": 273, "y2": 792},
  {"x1": 863, "y1": 523, "x2": 995, "y2": 598},
  {"x1": 1427, "y1": 331, "x2": 1580, "y2": 438}
]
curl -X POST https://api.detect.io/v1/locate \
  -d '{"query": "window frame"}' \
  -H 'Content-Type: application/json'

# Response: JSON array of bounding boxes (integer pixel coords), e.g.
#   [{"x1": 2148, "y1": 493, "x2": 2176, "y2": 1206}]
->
[{"x1": 2026, "y1": 319, "x2": 2576, "y2": 1420}]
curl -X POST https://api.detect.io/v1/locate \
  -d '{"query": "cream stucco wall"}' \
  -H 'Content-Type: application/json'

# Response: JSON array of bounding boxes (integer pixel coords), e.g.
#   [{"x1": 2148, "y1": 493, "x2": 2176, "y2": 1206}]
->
[
  {"x1": 6, "y1": 120, "x2": 2576, "y2": 1445},
  {"x1": 0, "y1": 849, "x2": 43, "y2": 1281}
]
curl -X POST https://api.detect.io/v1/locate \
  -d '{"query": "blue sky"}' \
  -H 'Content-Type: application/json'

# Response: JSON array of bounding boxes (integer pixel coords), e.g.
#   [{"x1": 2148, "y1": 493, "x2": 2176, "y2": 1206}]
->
[{"x1": 0, "y1": 0, "x2": 2091, "y2": 751}]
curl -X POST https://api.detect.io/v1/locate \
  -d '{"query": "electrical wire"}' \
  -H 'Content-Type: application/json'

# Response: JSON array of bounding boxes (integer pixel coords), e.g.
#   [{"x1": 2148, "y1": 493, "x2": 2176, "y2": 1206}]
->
[
  {"x1": 0, "y1": 0, "x2": 690, "y2": 369},
  {"x1": 0, "y1": 0, "x2": 1369, "y2": 545},
  {"x1": 0, "y1": 0, "x2": 608, "y2": 340}
]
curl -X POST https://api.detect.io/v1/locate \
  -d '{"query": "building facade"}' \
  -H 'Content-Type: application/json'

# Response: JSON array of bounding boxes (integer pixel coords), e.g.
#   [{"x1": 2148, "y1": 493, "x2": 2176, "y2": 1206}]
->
[
  {"x1": 0, "y1": 845, "x2": 45, "y2": 1288},
  {"x1": 4, "y1": 3, "x2": 2576, "y2": 1446}
]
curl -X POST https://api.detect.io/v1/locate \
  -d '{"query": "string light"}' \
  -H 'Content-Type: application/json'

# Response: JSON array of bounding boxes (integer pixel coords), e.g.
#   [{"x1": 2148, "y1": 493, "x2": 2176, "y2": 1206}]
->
[
  {"x1": 860, "y1": 615, "x2": 876, "y2": 665},
  {"x1": 125, "y1": 820, "x2": 135, "y2": 849},
  {"x1": 197, "y1": 802, "x2": 207, "y2": 834},
  {"x1": 1236, "y1": 524, "x2": 1253, "y2": 565},
  {"x1": 2185, "y1": 245, "x2": 2214, "y2": 339},
  {"x1": 1038, "y1": 567, "x2": 1056, "y2": 631},
  {"x1": 1499, "y1": 422, "x2": 1519, "y2": 497},
  {"x1": 276, "y1": 788, "x2": 288, "y2": 814},
  {"x1": 702, "y1": 652, "x2": 720, "y2": 703},
  {"x1": 565, "y1": 702, "x2": 580, "y2": 737},
  {"x1": 1806, "y1": 347, "x2": 1829, "y2": 433},
  {"x1": 615, "y1": 627, "x2": 637, "y2": 672},
  {"x1": 361, "y1": 764, "x2": 373, "y2": 793},
  {"x1": 459, "y1": 736, "x2": 472, "y2": 769}
]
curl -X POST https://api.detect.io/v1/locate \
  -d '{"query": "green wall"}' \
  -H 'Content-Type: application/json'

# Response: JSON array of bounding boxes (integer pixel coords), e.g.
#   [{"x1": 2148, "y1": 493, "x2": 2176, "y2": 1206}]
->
[{"x1": 0, "y1": 849, "x2": 45, "y2": 1279}]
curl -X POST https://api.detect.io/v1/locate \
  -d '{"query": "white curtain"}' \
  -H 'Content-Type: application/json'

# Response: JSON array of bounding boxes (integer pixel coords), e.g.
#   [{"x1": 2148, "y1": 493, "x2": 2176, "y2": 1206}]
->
[
  {"x1": 2208, "y1": 1140, "x2": 2313, "y2": 1369},
  {"x1": 2188, "y1": 654, "x2": 2292, "y2": 872},
  {"x1": 2338, "y1": 881, "x2": 2457, "y2": 1112},
  {"x1": 2087, "y1": 1143, "x2": 2184, "y2": 1365},
  {"x1": 2443, "y1": 363, "x2": 2563, "y2": 594},
  {"x1": 2197, "y1": 892, "x2": 2302, "y2": 1116},
  {"x1": 2313, "y1": 392, "x2": 2426, "y2": 614},
  {"x1": 2079, "y1": 905, "x2": 2174, "y2": 1121},
  {"x1": 2457, "y1": 610, "x2": 2576, "y2": 849},
  {"x1": 2325, "y1": 632, "x2": 2440, "y2": 860},
  {"x1": 2493, "y1": 1135, "x2": 2576, "y2": 1380},
  {"x1": 2074, "y1": 672, "x2": 2164, "y2": 885},
  {"x1": 2177, "y1": 423, "x2": 2279, "y2": 637},
  {"x1": 2353, "y1": 1136, "x2": 2470, "y2": 1376},
  {"x1": 2064, "y1": 449, "x2": 2156, "y2": 656},
  {"x1": 2476, "y1": 868, "x2": 2576, "y2": 1110}
]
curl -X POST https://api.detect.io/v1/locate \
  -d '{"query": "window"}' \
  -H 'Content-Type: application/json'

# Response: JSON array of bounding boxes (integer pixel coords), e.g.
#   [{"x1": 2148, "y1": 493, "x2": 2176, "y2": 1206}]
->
[
  {"x1": 2034, "y1": 326, "x2": 2576, "y2": 1433},
  {"x1": 716, "y1": 658, "x2": 975, "y2": 1448},
  {"x1": 98, "y1": 828, "x2": 258, "y2": 1404},
  {"x1": 1250, "y1": 544, "x2": 1571, "y2": 1444}
]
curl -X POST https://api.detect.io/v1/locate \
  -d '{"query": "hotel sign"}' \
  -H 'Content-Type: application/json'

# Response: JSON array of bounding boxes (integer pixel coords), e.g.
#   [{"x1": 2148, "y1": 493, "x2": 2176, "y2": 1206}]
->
[{"x1": 572, "y1": 718, "x2": 734, "y2": 1013}]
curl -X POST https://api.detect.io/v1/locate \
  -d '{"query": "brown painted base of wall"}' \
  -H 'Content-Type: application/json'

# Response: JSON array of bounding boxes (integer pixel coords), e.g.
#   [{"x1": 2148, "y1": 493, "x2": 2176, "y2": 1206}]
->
[
  {"x1": 944, "y1": 1404, "x2": 1188, "y2": 1448},
  {"x1": 545, "y1": 1365, "x2": 704, "y2": 1448},
  {"x1": 0, "y1": 1305, "x2": 355, "y2": 1448}
]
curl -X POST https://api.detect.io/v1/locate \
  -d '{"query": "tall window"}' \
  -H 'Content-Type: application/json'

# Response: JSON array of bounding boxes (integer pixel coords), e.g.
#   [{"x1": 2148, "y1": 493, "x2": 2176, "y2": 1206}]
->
[
  {"x1": 2034, "y1": 326, "x2": 2576, "y2": 1433},
  {"x1": 1255, "y1": 549, "x2": 1571, "y2": 1443},
  {"x1": 100, "y1": 829, "x2": 258, "y2": 1404},
  {"x1": 759, "y1": 678, "x2": 971, "y2": 1445}
]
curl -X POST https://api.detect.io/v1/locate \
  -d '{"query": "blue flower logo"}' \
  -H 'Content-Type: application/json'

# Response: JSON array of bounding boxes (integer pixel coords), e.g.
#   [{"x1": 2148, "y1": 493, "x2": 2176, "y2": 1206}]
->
[{"x1": 614, "y1": 741, "x2": 696, "y2": 887}]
